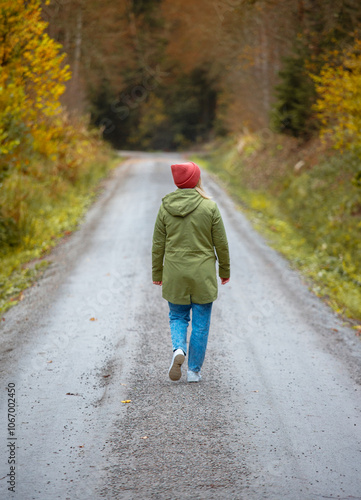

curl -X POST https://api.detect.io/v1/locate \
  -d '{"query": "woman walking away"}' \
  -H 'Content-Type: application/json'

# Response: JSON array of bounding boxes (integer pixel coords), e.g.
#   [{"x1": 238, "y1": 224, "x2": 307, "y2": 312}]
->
[{"x1": 152, "y1": 161, "x2": 230, "y2": 383}]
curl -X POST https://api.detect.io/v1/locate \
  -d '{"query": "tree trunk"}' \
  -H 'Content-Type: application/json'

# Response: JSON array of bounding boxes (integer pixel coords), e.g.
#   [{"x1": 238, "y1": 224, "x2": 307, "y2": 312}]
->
[
  {"x1": 259, "y1": 11, "x2": 270, "y2": 121},
  {"x1": 73, "y1": 5, "x2": 83, "y2": 87}
]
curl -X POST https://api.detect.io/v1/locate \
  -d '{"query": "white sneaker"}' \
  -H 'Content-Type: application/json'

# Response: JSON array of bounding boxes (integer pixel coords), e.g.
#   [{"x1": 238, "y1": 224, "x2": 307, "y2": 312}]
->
[
  {"x1": 187, "y1": 370, "x2": 202, "y2": 383},
  {"x1": 168, "y1": 349, "x2": 185, "y2": 381}
]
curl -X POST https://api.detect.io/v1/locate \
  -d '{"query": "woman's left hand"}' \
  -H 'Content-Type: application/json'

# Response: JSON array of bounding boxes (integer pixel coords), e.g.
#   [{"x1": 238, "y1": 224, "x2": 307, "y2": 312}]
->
[{"x1": 221, "y1": 277, "x2": 230, "y2": 285}]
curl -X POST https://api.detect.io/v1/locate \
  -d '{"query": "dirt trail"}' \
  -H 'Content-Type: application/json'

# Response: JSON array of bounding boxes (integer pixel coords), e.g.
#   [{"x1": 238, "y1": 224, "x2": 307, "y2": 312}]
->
[{"x1": 0, "y1": 154, "x2": 360, "y2": 499}]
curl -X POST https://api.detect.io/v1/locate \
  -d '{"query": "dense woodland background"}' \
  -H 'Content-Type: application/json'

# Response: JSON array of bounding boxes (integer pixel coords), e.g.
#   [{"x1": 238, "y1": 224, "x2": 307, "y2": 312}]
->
[{"x1": 46, "y1": 0, "x2": 361, "y2": 148}]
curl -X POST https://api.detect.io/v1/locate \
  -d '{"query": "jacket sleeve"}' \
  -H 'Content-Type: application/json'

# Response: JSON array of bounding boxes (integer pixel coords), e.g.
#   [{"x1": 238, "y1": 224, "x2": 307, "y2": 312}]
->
[
  {"x1": 212, "y1": 204, "x2": 230, "y2": 279},
  {"x1": 152, "y1": 206, "x2": 166, "y2": 281}
]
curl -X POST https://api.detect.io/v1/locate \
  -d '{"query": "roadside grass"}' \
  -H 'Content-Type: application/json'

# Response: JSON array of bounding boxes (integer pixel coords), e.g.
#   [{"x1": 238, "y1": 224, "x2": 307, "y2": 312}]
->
[
  {"x1": 0, "y1": 150, "x2": 120, "y2": 316},
  {"x1": 194, "y1": 136, "x2": 361, "y2": 328}
]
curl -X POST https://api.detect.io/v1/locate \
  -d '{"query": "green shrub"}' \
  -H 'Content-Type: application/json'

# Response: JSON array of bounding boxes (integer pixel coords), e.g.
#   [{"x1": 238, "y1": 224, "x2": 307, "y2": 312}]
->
[{"x1": 196, "y1": 139, "x2": 361, "y2": 322}]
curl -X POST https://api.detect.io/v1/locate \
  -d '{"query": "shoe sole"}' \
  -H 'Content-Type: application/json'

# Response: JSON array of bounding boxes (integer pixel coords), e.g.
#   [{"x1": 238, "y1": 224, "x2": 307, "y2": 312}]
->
[{"x1": 168, "y1": 353, "x2": 185, "y2": 381}]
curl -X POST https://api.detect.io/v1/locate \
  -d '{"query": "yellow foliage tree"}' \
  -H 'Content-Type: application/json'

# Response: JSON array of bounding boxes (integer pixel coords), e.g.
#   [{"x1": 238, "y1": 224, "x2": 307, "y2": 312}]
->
[
  {"x1": 312, "y1": 40, "x2": 361, "y2": 149},
  {"x1": 0, "y1": 0, "x2": 71, "y2": 176}
]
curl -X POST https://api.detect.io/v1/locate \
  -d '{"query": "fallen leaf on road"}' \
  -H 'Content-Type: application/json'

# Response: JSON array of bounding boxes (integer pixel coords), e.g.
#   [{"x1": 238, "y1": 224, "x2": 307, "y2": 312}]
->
[
  {"x1": 90, "y1": 317, "x2": 97, "y2": 321},
  {"x1": 10, "y1": 291, "x2": 24, "y2": 302},
  {"x1": 121, "y1": 400, "x2": 132, "y2": 404},
  {"x1": 103, "y1": 374, "x2": 110, "y2": 378},
  {"x1": 141, "y1": 436, "x2": 148, "y2": 439},
  {"x1": 47, "y1": 360, "x2": 53, "y2": 363}
]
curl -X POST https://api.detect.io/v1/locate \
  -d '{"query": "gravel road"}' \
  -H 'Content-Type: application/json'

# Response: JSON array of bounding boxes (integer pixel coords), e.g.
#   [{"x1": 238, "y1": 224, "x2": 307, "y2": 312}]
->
[{"x1": 0, "y1": 153, "x2": 360, "y2": 500}]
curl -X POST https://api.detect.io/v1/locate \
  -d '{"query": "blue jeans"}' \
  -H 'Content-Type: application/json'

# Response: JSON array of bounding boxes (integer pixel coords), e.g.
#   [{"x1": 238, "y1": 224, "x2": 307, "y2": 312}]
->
[{"x1": 168, "y1": 302, "x2": 213, "y2": 372}]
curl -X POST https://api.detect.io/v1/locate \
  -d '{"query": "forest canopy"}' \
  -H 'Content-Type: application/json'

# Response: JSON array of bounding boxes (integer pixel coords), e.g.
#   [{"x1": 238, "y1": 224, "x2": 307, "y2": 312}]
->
[{"x1": 44, "y1": 0, "x2": 361, "y2": 150}]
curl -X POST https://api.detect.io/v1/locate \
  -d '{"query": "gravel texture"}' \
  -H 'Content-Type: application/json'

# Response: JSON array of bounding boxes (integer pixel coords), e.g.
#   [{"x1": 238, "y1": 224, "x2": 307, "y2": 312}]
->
[{"x1": 0, "y1": 153, "x2": 360, "y2": 500}]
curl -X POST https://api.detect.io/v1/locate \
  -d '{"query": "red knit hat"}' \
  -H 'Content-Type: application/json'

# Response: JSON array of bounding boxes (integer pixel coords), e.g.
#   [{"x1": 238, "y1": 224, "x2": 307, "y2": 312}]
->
[{"x1": 171, "y1": 162, "x2": 201, "y2": 189}]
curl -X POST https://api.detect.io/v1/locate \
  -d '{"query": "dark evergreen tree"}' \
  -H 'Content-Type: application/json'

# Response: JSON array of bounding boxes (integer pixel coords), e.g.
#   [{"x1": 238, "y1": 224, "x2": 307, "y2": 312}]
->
[{"x1": 270, "y1": 41, "x2": 317, "y2": 138}]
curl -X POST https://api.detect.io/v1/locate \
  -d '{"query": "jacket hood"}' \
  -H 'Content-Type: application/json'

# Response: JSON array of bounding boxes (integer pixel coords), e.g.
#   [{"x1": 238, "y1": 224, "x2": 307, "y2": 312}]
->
[{"x1": 162, "y1": 189, "x2": 203, "y2": 217}]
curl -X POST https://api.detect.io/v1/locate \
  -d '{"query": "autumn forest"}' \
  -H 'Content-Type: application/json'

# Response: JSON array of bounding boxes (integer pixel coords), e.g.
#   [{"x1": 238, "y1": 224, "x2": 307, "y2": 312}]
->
[
  {"x1": 1, "y1": 0, "x2": 361, "y2": 322},
  {"x1": 44, "y1": 0, "x2": 361, "y2": 149}
]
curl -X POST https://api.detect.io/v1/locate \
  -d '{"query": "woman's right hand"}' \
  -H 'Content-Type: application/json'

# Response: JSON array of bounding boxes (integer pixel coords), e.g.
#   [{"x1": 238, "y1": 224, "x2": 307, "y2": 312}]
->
[{"x1": 153, "y1": 281, "x2": 163, "y2": 285}]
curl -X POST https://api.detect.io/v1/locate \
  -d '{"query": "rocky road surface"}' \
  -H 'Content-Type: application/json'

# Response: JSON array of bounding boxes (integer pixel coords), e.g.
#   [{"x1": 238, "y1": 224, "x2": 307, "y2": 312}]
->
[{"x1": 0, "y1": 153, "x2": 360, "y2": 500}]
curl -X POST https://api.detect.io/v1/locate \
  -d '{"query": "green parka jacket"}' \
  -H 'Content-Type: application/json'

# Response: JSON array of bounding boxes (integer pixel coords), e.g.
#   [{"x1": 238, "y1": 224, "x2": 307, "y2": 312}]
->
[{"x1": 152, "y1": 189, "x2": 230, "y2": 304}]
